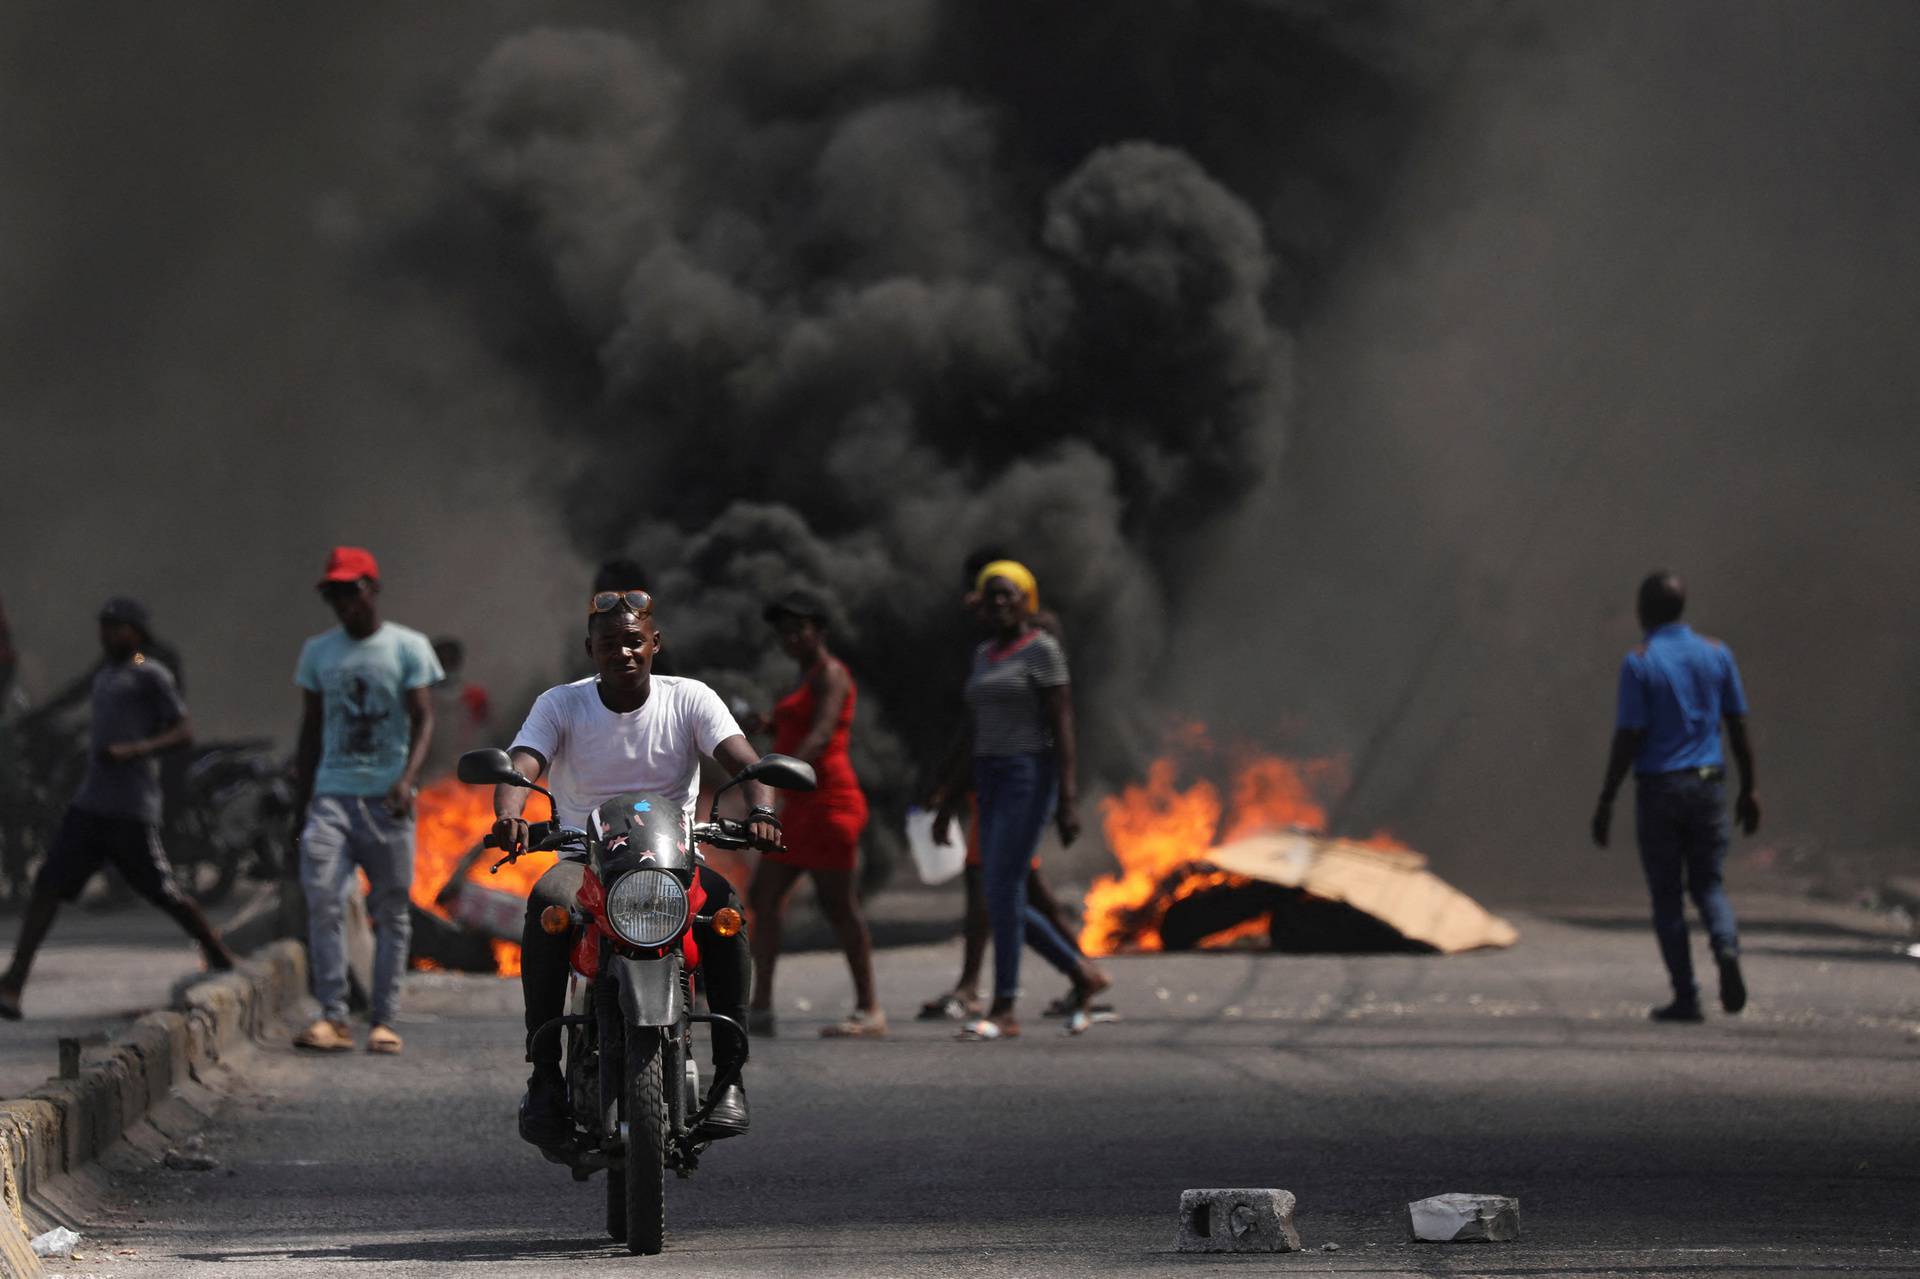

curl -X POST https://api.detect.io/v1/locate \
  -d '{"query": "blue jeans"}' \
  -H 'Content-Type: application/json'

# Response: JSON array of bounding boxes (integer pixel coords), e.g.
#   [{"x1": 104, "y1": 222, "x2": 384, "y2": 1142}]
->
[
  {"x1": 974, "y1": 752, "x2": 1082, "y2": 1002},
  {"x1": 300, "y1": 794, "x2": 414, "y2": 1025},
  {"x1": 1635, "y1": 772, "x2": 1739, "y2": 999}
]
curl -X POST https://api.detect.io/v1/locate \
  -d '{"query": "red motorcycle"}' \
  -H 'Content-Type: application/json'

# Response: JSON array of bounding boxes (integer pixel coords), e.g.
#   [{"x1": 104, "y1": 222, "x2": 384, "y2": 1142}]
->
[{"x1": 456, "y1": 747, "x2": 815, "y2": 1255}]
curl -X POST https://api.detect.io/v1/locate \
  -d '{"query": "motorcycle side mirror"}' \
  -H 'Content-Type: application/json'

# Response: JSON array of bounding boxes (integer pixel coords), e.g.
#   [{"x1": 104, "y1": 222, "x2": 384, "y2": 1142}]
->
[
  {"x1": 708, "y1": 753, "x2": 817, "y2": 821},
  {"x1": 457, "y1": 748, "x2": 532, "y2": 788},
  {"x1": 736, "y1": 753, "x2": 818, "y2": 793}
]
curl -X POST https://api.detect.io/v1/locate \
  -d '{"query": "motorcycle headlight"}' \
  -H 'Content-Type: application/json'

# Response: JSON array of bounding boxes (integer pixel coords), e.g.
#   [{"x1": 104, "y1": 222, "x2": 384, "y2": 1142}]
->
[{"x1": 604, "y1": 869, "x2": 689, "y2": 948}]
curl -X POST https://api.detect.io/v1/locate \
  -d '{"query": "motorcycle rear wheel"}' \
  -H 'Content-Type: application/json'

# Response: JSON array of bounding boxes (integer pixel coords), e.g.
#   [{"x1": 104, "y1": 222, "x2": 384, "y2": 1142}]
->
[{"x1": 621, "y1": 1023, "x2": 667, "y2": 1255}]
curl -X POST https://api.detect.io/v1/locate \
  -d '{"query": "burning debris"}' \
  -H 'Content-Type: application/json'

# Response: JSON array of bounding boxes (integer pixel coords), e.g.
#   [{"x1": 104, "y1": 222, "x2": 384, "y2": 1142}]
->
[
  {"x1": 1080, "y1": 740, "x2": 1515, "y2": 956},
  {"x1": 406, "y1": 776, "x2": 554, "y2": 975}
]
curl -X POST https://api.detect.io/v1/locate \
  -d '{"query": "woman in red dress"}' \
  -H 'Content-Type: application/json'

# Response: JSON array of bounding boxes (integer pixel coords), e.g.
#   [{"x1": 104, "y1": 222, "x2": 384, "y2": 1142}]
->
[{"x1": 745, "y1": 591, "x2": 883, "y2": 1038}]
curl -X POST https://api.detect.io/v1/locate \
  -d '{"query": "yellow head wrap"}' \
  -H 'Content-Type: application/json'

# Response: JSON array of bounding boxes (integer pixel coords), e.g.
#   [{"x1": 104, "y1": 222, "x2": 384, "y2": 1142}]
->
[{"x1": 974, "y1": 559, "x2": 1039, "y2": 613}]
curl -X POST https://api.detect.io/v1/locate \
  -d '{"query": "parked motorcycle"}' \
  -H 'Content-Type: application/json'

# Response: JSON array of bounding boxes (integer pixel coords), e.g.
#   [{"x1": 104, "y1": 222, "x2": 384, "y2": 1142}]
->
[
  {"x1": 455, "y1": 746, "x2": 815, "y2": 1256},
  {"x1": 164, "y1": 739, "x2": 293, "y2": 904}
]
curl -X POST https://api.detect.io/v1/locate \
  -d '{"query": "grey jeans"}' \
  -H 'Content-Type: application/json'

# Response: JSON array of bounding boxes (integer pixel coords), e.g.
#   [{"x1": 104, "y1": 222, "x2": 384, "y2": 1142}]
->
[{"x1": 301, "y1": 794, "x2": 414, "y2": 1025}]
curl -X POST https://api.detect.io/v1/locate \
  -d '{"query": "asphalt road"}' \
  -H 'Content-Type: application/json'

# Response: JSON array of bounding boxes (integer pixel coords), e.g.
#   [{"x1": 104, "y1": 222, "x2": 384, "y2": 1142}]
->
[
  {"x1": 0, "y1": 885, "x2": 272, "y2": 1099},
  {"x1": 74, "y1": 895, "x2": 1920, "y2": 1277}
]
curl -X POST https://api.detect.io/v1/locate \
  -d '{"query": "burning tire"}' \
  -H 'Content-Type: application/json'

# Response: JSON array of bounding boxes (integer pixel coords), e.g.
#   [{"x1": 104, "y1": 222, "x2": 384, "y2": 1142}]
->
[
  {"x1": 620, "y1": 1023, "x2": 667, "y2": 1256},
  {"x1": 1157, "y1": 881, "x2": 1278, "y2": 951}
]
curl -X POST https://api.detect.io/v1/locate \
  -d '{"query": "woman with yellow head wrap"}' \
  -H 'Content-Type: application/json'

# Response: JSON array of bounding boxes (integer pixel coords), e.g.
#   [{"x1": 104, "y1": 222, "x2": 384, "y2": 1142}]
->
[
  {"x1": 973, "y1": 559, "x2": 1039, "y2": 615},
  {"x1": 931, "y1": 556, "x2": 1110, "y2": 1040}
]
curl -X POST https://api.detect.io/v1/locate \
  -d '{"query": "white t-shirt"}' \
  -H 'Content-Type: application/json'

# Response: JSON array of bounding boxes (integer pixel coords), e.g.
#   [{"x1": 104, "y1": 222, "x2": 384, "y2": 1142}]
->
[{"x1": 510, "y1": 676, "x2": 745, "y2": 828}]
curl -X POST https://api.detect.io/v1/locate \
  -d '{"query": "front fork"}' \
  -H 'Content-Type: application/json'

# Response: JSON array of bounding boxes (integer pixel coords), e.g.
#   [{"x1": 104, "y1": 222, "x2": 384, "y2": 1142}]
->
[
  {"x1": 538, "y1": 942, "x2": 752, "y2": 1171},
  {"x1": 607, "y1": 952, "x2": 749, "y2": 1170}
]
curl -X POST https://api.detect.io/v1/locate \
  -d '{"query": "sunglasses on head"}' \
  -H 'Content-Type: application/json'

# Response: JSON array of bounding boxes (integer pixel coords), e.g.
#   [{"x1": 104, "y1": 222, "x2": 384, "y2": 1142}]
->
[{"x1": 590, "y1": 589, "x2": 654, "y2": 617}]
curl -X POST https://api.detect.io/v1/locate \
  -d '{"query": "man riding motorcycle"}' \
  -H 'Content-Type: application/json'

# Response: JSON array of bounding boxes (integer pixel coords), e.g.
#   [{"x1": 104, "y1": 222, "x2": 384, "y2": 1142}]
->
[{"x1": 492, "y1": 589, "x2": 778, "y2": 1148}]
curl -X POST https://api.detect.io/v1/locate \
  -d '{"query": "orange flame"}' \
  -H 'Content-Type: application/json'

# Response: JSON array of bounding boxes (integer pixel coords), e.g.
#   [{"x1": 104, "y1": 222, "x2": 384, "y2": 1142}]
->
[
  {"x1": 1077, "y1": 731, "x2": 1385, "y2": 955},
  {"x1": 1077, "y1": 758, "x2": 1222, "y2": 955},
  {"x1": 411, "y1": 777, "x2": 552, "y2": 975}
]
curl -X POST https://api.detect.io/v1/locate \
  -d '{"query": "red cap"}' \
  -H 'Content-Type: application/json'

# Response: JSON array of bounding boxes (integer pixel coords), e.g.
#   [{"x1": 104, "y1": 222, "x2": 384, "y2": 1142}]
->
[{"x1": 317, "y1": 546, "x2": 380, "y2": 586}]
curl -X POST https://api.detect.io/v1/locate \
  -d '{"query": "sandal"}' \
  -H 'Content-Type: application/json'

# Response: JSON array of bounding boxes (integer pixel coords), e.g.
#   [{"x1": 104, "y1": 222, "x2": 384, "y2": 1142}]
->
[
  {"x1": 916, "y1": 992, "x2": 980, "y2": 1022},
  {"x1": 1071, "y1": 967, "x2": 1113, "y2": 1011},
  {"x1": 956, "y1": 1016, "x2": 1019, "y2": 1041},
  {"x1": 821, "y1": 1009, "x2": 889, "y2": 1039}
]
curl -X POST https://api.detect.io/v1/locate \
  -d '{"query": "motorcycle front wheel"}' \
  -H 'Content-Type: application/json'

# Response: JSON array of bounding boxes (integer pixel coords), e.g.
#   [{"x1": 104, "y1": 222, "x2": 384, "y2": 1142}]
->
[{"x1": 620, "y1": 1023, "x2": 667, "y2": 1255}]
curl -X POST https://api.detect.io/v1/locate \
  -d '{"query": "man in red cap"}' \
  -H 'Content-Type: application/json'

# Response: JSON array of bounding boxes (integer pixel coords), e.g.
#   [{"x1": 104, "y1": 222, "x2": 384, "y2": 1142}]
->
[{"x1": 291, "y1": 547, "x2": 441, "y2": 1054}]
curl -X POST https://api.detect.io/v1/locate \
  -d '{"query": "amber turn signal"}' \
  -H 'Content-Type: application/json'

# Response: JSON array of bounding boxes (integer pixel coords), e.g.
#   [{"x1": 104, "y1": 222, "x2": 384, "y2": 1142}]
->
[
  {"x1": 539, "y1": 905, "x2": 572, "y2": 935},
  {"x1": 711, "y1": 906, "x2": 744, "y2": 938}
]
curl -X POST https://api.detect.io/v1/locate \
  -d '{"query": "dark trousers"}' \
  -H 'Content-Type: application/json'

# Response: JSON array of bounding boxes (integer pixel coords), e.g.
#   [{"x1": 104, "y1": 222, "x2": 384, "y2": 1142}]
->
[
  {"x1": 974, "y1": 752, "x2": 1082, "y2": 1002},
  {"x1": 521, "y1": 859, "x2": 750, "y2": 1069},
  {"x1": 1635, "y1": 772, "x2": 1740, "y2": 999}
]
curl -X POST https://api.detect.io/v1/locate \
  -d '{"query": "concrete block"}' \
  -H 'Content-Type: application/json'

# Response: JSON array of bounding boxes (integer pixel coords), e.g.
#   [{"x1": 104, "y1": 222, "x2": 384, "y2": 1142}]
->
[
  {"x1": 108, "y1": 1045, "x2": 147, "y2": 1123},
  {"x1": 1408, "y1": 1192, "x2": 1520, "y2": 1242},
  {"x1": 134, "y1": 1012, "x2": 191, "y2": 1086},
  {"x1": 183, "y1": 974, "x2": 254, "y2": 1056},
  {"x1": 123, "y1": 1019, "x2": 176, "y2": 1105},
  {"x1": 0, "y1": 939, "x2": 311, "y2": 1277},
  {"x1": 0, "y1": 1102, "x2": 62, "y2": 1190},
  {"x1": 1177, "y1": 1188, "x2": 1301, "y2": 1253}
]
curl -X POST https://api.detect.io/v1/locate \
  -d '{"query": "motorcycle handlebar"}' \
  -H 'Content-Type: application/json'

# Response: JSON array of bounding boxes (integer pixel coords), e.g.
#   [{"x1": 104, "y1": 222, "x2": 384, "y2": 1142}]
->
[
  {"x1": 481, "y1": 822, "x2": 586, "y2": 855},
  {"x1": 480, "y1": 820, "x2": 766, "y2": 856},
  {"x1": 691, "y1": 819, "x2": 752, "y2": 851}
]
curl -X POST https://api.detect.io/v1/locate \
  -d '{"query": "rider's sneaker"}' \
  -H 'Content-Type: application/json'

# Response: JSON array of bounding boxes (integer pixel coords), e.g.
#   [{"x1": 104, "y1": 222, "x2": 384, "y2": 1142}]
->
[
  {"x1": 293, "y1": 1018, "x2": 354, "y2": 1052},
  {"x1": 519, "y1": 1066, "x2": 572, "y2": 1149},
  {"x1": 696, "y1": 1083, "x2": 749, "y2": 1140}
]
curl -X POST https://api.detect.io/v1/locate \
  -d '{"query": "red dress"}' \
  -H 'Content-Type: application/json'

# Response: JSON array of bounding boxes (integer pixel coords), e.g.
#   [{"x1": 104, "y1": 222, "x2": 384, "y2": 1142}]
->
[{"x1": 767, "y1": 663, "x2": 869, "y2": 871}]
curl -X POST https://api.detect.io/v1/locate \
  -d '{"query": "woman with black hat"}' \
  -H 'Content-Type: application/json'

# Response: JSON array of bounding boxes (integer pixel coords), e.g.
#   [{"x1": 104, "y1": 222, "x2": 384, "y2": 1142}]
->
[{"x1": 745, "y1": 590, "x2": 883, "y2": 1038}]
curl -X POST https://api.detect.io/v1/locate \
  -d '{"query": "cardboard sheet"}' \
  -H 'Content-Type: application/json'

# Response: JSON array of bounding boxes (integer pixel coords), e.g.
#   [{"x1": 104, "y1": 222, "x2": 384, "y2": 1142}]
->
[{"x1": 1204, "y1": 831, "x2": 1518, "y2": 953}]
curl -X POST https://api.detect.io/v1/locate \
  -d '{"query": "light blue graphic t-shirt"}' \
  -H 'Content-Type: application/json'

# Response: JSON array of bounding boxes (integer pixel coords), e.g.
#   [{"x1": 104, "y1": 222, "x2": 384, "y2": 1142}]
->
[{"x1": 295, "y1": 622, "x2": 443, "y2": 797}]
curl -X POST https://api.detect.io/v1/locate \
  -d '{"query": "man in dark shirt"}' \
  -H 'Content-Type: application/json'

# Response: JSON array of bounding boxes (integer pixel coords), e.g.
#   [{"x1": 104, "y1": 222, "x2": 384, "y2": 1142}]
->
[
  {"x1": 0, "y1": 598, "x2": 235, "y2": 1019},
  {"x1": 1591, "y1": 572, "x2": 1761, "y2": 1022}
]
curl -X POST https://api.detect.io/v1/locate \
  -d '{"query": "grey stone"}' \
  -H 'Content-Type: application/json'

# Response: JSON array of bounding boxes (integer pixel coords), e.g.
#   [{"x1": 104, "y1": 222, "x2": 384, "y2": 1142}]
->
[
  {"x1": 1177, "y1": 1188, "x2": 1301, "y2": 1253},
  {"x1": 1407, "y1": 1192, "x2": 1520, "y2": 1242},
  {"x1": 163, "y1": 1148, "x2": 219, "y2": 1172}
]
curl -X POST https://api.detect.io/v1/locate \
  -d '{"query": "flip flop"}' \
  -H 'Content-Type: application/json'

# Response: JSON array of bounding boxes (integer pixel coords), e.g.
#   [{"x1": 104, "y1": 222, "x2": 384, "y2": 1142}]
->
[
  {"x1": 917, "y1": 993, "x2": 978, "y2": 1022},
  {"x1": 956, "y1": 1018, "x2": 1018, "y2": 1041},
  {"x1": 1066, "y1": 1009, "x2": 1120, "y2": 1036}
]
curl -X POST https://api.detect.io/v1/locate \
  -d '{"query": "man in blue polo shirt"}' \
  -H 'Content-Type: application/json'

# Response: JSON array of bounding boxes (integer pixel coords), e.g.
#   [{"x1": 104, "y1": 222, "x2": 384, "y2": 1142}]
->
[{"x1": 1591, "y1": 571, "x2": 1761, "y2": 1022}]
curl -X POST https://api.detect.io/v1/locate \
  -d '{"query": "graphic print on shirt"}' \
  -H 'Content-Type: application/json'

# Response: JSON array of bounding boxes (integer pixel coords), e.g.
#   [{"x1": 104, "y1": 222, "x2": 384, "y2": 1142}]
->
[{"x1": 327, "y1": 667, "x2": 397, "y2": 770}]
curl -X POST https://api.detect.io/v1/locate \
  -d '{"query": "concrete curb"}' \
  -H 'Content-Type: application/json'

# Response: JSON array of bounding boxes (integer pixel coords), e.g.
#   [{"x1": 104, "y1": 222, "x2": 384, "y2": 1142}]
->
[{"x1": 0, "y1": 940, "x2": 306, "y2": 1277}]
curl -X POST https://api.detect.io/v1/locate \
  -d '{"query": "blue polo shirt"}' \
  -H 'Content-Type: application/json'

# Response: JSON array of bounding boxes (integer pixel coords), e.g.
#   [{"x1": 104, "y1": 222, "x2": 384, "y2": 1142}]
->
[{"x1": 1615, "y1": 623, "x2": 1749, "y2": 775}]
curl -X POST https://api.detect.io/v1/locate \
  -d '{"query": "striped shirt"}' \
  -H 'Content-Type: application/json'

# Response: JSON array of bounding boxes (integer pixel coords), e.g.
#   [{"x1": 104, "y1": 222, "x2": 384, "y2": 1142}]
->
[{"x1": 965, "y1": 630, "x2": 1070, "y2": 757}]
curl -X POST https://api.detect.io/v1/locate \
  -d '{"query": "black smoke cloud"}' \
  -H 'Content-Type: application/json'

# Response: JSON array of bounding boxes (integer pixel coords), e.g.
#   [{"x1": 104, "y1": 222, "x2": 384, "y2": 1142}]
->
[
  {"x1": 1177, "y1": 1, "x2": 1920, "y2": 900},
  {"x1": 376, "y1": 3, "x2": 1474, "y2": 801}
]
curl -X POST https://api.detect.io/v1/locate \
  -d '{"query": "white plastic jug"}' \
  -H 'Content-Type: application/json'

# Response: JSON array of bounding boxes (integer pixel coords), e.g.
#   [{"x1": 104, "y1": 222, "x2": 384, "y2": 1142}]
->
[{"x1": 903, "y1": 805, "x2": 965, "y2": 885}]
